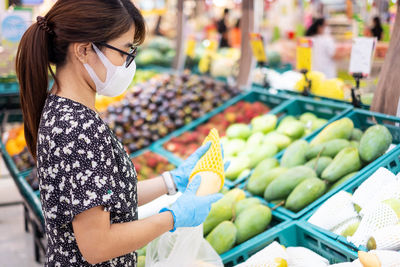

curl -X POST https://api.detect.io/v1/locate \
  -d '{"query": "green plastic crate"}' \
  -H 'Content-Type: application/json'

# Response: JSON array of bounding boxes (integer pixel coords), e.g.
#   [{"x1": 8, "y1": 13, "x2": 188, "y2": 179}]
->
[
  {"x1": 302, "y1": 145, "x2": 400, "y2": 253},
  {"x1": 223, "y1": 221, "x2": 358, "y2": 266},
  {"x1": 247, "y1": 109, "x2": 400, "y2": 220}
]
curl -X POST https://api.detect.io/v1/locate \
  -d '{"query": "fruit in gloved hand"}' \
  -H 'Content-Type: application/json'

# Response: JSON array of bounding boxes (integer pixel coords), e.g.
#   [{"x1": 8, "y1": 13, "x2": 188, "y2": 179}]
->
[
  {"x1": 285, "y1": 178, "x2": 326, "y2": 212},
  {"x1": 234, "y1": 198, "x2": 261, "y2": 216},
  {"x1": 263, "y1": 132, "x2": 292, "y2": 151},
  {"x1": 277, "y1": 120, "x2": 305, "y2": 139},
  {"x1": 281, "y1": 140, "x2": 309, "y2": 168},
  {"x1": 305, "y1": 156, "x2": 332, "y2": 177},
  {"x1": 382, "y1": 198, "x2": 400, "y2": 218},
  {"x1": 225, "y1": 157, "x2": 250, "y2": 180},
  {"x1": 359, "y1": 125, "x2": 392, "y2": 163},
  {"x1": 321, "y1": 147, "x2": 362, "y2": 182},
  {"x1": 251, "y1": 114, "x2": 277, "y2": 134},
  {"x1": 247, "y1": 142, "x2": 278, "y2": 168},
  {"x1": 235, "y1": 204, "x2": 272, "y2": 244},
  {"x1": 247, "y1": 167, "x2": 287, "y2": 196},
  {"x1": 329, "y1": 172, "x2": 358, "y2": 191},
  {"x1": 310, "y1": 118, "x2": 354, "y2": 146},
  {"x1": 206, "y1": 221, "x2": 237, "y2": 254},
  {"x1": 264, "y1": 166, "x2": 316, "y2": 201},
  {"x1": 351, "y1": 128, "x2": 363, "y2": 141},
  {"x1": 305, "y1": 139, "x2": 350, "y2": 160},
  {"x1": 226, "y1": 124, "x2": 251, "y2": 140}
]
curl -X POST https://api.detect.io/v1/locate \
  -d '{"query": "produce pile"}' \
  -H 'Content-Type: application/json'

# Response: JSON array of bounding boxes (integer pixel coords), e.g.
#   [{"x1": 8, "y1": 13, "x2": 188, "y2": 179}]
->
[
  {"x1": 135, "y1": 37, "x2": 175, "y2": 68},
  {"x1": 164, "y1": 101, "x2": 271, "y2": 158},
  {"x1": 4, "y1": 125, "x2": 35, "y2": 172},
  {"x1": 103, "y1": 73, "x2": 240, "y2": 154},
  {"x1": 247, "y1": 118, "x2": 393, "y2": 213},
  {"x1": 204, "y1": 188, "x2": 274, "y2": 255},
  {"x1": 223, "y1": 112, "x2": 328, "y2": 182},
  {"x1": 132, "y1": 151, "x2": 175, "y2": 181},
  {"x1": 309, "y1": 167, "x2": 400, "y2": 251}
]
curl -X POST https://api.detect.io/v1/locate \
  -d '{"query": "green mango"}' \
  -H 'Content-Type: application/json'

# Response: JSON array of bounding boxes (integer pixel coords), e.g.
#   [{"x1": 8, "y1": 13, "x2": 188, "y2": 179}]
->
[
  {"x1": 351, "y1": 128, "x2": 363, "y2": 141},
  {"x1": 247, "y1": 167, "x2": 288, "y2": 196},
  {"x1": 359, "y1": 125, "x2": 392, "y2": 163},
  {"x1": 245, "y1": 132, "x2": 264, "y2": 148},
  {"x1": 285, "y1": 178, "x2": 327, "y2": 212},
  {"x1": 321, "y1": 147, "x2": 362, "y2": 182},
  {"x1": 251, "y1": 114, "x2": 277, "y2": 134},
  {"x1": 305, "y1": 156, "x2": 333, "y2": 176},
  {"x1": 234, "y1": 197, "x2": 261, "y2": 216},
  {"x1": 226, "y1": 123, "x2": 251, "y2": 140},
  {"x1": 349, "y1": 141, "x2": 360, "y2": 150},
  {"x1": 281, "y1": 140, "x2": 309, "y2": 168},
  {"x1": 137, "y1": 256, "x2": 146, "y2": 267},
  {"x1": 311, "y1": 118, "x2": 354, "y2": 146},
  {"x1": 306, "y1": 139, "x2": 350, "y2": 160},
  {"x1": 329, "y1": 172, "x2": 358, "y2": 191},
  {"x1": 311, "y1": 118, "x2": 328, "y2": 131},
  {"x1": 235, "y1": 204, "x2": 272, "y2": 244},
  {"x1": 237, "y1": 169, "x2": 251, "y2": 181},
  {"x1": 299, "y1": 112, "x2": 317, "y2": 125},
  {"x1": 249, "y1": 158, "x2": 280, "y2": 187},
  {"x1": 277, "y1": 120, "x2": 305, "y2": 139},
  {"x1": 224, "y1": 188, "x2": 246, "y2": 202},
  {"x1": 279, "y1": 116, "x2": 297, "y2": 126},
  {"x1": 224, "y1": 139, "x2": 247, "y2": 157},
  {"x1": 264, "y1": 166, "x2": 316, "y2": 201},
  {"x1": 247, "y1": 142, "x2": 278, "y2": 168},
  {"x1": 264, "y1": 132, "x2": 292, "y2": 150},
  {"x1": 341, "y1": 221, "x2": 360, "y2": 237},
  {"x1": 225, "y1": 157, "x2": 250, "y2": 181},
  {"x1": 206, "y1": 221, "x2": 237, "y2": 254},
  {"x1": 137, "y1": 246, "x2": 147, "y2": 257},
  {"x1": 219, "y1": 187, "x2": 230, "y2": 194}
]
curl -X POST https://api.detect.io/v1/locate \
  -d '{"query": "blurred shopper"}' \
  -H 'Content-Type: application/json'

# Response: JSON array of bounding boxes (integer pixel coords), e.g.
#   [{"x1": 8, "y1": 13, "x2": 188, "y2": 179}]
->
[
  {"x1": 306, "y1": 18, "x2": 337, "y2": 79},
  {"x1": 371, "y1": 16, "x2": 383, "y2": 41},
  {"x1": 217, "y1": 8, "x2": 230, "y2": 47},
  {"x1": 229, "y1": 19, "x2": 241, "y2": 48}
]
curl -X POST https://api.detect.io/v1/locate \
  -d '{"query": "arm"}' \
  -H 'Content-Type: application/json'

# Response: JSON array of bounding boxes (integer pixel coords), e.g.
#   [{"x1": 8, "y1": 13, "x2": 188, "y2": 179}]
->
[
  {"x1": 73, "y1": 206, "x2": 174, "y2": 265},
  {"x1": 137, "y1": 176, "x2": 168, "y2": 206}
]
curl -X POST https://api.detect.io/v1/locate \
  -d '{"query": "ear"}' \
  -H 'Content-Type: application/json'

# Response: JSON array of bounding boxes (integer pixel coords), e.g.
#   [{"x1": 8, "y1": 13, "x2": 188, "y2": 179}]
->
[{"x1": 73, "y1": 43, "x2": 92, "y2": 64}]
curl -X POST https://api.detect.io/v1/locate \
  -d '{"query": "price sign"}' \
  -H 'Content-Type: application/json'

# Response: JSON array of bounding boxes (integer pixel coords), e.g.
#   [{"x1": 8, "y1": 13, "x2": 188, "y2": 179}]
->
[
  {"x1": 249, "y1": 33, "x2": 267, "y2": 63},
  {"x1": 349, "y1": 37, "x2": 377, "y2": 77},
  {"x1": 296, "y1": 38, "x2": 313, "y2": 71},
  {"x1": 186, "y1": 37, "x2": 196, "y2": 58}
]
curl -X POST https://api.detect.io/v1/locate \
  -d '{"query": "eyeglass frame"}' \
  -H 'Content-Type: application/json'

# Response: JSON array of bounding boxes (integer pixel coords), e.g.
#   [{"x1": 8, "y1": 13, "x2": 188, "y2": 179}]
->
[{"x1": 94, "y1": 42, "x2": 137, "y2": 68}]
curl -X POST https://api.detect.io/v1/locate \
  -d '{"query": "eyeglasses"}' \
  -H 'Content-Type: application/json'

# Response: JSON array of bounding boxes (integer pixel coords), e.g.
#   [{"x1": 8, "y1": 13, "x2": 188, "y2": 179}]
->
[{"x1": 96, "y1": 42, "x2": 137, "y2": 68}]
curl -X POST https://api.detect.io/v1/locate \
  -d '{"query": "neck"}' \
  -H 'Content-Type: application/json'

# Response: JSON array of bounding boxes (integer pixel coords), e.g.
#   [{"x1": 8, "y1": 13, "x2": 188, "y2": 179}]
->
[{"x1": 53, "y1": 65, "x2": 96, "y2": 111}]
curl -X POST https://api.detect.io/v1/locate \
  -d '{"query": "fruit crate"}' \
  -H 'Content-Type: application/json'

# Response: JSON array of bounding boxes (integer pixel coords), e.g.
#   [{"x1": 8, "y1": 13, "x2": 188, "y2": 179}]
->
[
  {"x1": 244, "y1": 109, "x2": 400, "y2": 220},
  {"x1": 301, "y1": 145, "x2": 400, "y2": 253},
  {"x1": 154, "y1": 90, "x2": 352, "y2": 188},
  {"x1": 223, "y1": 221, "x2": 358, "y2": 266}
]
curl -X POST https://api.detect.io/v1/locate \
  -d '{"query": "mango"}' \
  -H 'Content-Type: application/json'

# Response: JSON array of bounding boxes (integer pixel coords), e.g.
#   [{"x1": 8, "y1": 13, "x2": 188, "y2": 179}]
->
[
  {"x1": 321, "y1": 147, "x2": 362, "y2": 182},
  {"x1": 349, "y1": 141, "x2": 359, "y2": 150},
  {"x1": 251, "y1": 114, "x2": 277, "y2": 134},
  {"x1": 277, "y1": 120, "x2": 305, "y2": 139},
  {"x1": 235, "y1": 204, "x2": 272, "y2": 244},
  {"x1": 311, "y1": 118, "x2": 328, "y2": 131},
  {"x1": 226, "y1": 123, "x2": 251, "y2": 140},
  {"x1": 341, "y1": 221, "x2": 360, "y2": 237},
  {"x1": 224, "y1": 188, "x2": 246, "y2": 203},
  {"x1": 285, "y1": 178, "x2": 327, "y2": 212},
  {"x1": 359, "y1": 125, "x2": 392, "y2": 163},
  {"x1": 299, "y1": 112, "x2": 317, "y2": 126},
  {"x1": 237, "y1": 169, "x2": 251, "y2": 181},
  {"x1": 351, "y1": 128, "x2": 363, "y2": 141},
  {"x1": 329, "y1": 172, "x2": 358, "y2": 191},
  {"x1": 264, "y1": 166, "x2": 316, "y2": 201},
  {"x1": 305, "y1": 156, "x2": 332, "y2": 176},
  {"x1": 234, "y1": 197, "x2": 261, "y2": 216},
  {"x1": 382, "y1": 198, "x2": 400, "y2": 218},
  {"x1": 305, "y1": 139, "x2": 350, "y2": 160},
  {"x1": 224, "y1": 139, "x2": 246, "y2": 157},
  {"x1": 264, "y1": 132, "x2": 292, "y2": 150},
  {"x1": 249, "y1": 158, "x2": 279, "y2": 185},
  {"x1": 206, "y1": 221, "x2": 237, "y2": 254},
  {"x1": 310, "y1": 118, "x2": 354, "y2": 146},
  {"x1": 225, "y1": 157, "x2": 250, "y2": 181},
  {"x1": 137, "y1": 256, "x2": 146, "y2": 267},
  {"x1": 245, "y1": 132, "x2": 264, "y2": 149},
  {"x1": 247, "y1": 167, "x2": 288, "y2": 196},
  {"x1": 279, "y1": 116, "x2": 297, "y2": 126},
  {"x1": 281, "y1": 140, "x2": 309, "y2": 168},
  {"x1": 247, "y1": 142, "x2": 278, "y2": 168}
]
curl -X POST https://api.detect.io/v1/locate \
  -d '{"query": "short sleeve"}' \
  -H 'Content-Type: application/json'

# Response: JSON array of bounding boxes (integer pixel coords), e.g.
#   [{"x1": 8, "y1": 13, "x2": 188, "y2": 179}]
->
[{"x1": 325, "y1": 36, "x2": 336, "y2": 58}]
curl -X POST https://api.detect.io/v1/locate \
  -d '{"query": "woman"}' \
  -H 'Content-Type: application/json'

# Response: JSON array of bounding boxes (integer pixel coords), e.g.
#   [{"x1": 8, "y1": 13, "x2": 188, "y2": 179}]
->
[
  {"x1": 371, "y1": 16, "x2": 383, "y2": 41},
  {"x1": 16, "y1": 1, "x2": 223, "y2": 266},
  {"x1": 305, "y1": 18, "x2": 337, "y2": 79}
]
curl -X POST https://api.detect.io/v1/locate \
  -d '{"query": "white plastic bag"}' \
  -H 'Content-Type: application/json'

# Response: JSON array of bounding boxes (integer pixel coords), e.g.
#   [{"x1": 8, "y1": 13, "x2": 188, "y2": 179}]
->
[{"x1": 145, "y1": 225, "x2": 223, "y2": 267}]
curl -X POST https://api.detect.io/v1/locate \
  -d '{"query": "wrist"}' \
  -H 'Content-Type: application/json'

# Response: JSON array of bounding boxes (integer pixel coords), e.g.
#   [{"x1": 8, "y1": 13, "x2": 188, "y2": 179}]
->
[{"x1": 159, "y1": 207, "x2": 176, "y2": 232}]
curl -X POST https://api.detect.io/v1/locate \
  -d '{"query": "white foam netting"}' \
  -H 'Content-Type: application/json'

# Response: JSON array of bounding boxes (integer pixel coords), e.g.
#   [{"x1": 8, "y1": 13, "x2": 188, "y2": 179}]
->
[
  {"x1": 286, "y1": 247, "x2": 329, "y2": 267},
  {"x1": 370, "y1": 224, "x2": 400, "y2": 251},
  {"x1": 332, "y1": 217, "x2": 361, "y2": 237},
  {"x1": 235, "y1": 241, "x2": 288, "y2": 267},
  {"x1": 371, "y1": 250, "x2": 400, "y2": 267}
]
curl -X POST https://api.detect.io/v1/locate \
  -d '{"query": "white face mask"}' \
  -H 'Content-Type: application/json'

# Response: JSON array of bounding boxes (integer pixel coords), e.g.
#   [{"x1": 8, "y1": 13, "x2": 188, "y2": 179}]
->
[{"x1": 84, "y1": 44, "x2": 136, "y2": 97}]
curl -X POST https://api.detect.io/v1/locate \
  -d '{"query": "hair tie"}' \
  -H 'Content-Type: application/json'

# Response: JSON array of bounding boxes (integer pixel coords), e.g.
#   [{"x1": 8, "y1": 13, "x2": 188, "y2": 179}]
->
[{"x1": 37, "y1": 16, "x2": 54, "y2": 35}]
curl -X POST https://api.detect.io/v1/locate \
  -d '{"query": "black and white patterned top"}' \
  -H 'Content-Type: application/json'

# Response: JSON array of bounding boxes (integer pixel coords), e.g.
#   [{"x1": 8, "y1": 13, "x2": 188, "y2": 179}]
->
[{"x1": 37, "y1": 94, "x2": 138, "y2": 267}]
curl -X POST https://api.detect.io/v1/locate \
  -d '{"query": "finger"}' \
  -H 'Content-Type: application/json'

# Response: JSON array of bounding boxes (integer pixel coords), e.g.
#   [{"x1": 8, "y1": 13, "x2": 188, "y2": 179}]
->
[
  {"x1": 220, "y1": 144, "x2": 225, "y2": 159},
  {"x1": 224, "y1": 161, "x2": 231, "y2": 172},
  {"x1": 186, "y1": 175, "x2": 201, "y2": 194},
  {"x1": 201, "y1": 193, "x2": 224, "y2": 205}
]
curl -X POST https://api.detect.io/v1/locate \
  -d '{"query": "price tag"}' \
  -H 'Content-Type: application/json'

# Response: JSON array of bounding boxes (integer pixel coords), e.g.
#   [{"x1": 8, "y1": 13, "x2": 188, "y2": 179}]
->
[
  {"x1": 296, "y1": 38, "x2": 313, "y2": 71},
  {"x1": 186, "y1": 37, "x2": 196, "y2": 58},
  {"x1": 349, "y1": 37, "x2": 377, "y2": 76},
  {"x1": 249, "y1": 33, "x2": 267, "y2": 63}
]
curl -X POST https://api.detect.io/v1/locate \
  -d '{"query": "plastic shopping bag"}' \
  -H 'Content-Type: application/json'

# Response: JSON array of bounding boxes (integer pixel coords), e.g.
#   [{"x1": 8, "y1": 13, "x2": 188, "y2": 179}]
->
[{"x1": 145, "y1": 225, "x2": 223, "y2": 267}]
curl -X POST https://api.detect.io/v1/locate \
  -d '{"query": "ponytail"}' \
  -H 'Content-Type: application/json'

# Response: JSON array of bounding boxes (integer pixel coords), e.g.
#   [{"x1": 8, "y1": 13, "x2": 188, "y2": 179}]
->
[{"x1": 16, "y1": 18, "x2": 53, "y2": 159}]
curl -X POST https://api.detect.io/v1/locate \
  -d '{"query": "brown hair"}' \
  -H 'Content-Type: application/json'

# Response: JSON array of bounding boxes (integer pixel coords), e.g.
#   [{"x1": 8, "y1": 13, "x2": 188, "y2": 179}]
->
[{"x1": 16, "y1": 0, "x2": 145, "y2": 159}]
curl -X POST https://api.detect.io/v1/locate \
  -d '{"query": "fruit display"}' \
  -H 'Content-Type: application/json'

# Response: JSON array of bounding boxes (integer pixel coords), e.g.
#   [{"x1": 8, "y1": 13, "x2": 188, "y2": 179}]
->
[
  {"x1": 135, "y1": 36, "x2": 175, "y2": 67},
  {"x1": 4, "y1": 125, "x2": 35, "y2": 172},
  {"x1": 163, "y1": 101, "x2": 271, "y2": 158},
  {"x1": 131, "y1": 151, "x2": 175, "y2": 181},
  {"x1": 309, "y1": 167, "x2": 400, "y2": 251},
  {"x1": 204, "y1": 188, "x2": 273, "y2": 255},
  {"x1": 249, "y1": 118, "x2": 393, "y2": 213},
  {"x1": 102, "y1": 72, "x2": 240, "y2": 155}
]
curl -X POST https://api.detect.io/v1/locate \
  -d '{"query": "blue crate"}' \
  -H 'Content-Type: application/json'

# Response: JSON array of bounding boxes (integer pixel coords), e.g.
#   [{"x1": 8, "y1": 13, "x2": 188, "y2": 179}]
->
[
  {"x1": 302, "y1": 145, "x2": 400, "y2": 253},
  {"x1": 223, "y1": 221, "x2": 358, "y2": 266}
]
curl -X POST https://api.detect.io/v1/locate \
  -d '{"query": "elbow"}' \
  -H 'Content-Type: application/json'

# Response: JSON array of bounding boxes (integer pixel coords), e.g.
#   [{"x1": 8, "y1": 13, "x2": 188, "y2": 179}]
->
[{"x1": 79, "y1": 244, "x2": 109, "y2": 265}]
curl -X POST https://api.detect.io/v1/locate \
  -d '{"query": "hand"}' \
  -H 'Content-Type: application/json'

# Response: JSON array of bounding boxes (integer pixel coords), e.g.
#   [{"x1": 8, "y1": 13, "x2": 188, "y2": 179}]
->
[{"x1": 160, "y1": 175, "x2": 223, "y2": 231}]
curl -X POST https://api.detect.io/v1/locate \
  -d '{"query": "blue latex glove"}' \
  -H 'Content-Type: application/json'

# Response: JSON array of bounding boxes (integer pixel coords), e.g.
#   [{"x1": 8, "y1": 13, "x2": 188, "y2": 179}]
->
[
  {"x1": 170, "y1": 142, "x2": 230, "y2": 192},
  {"x1": 160, "y1": 175, "x2": 223, "y2": 231}
]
